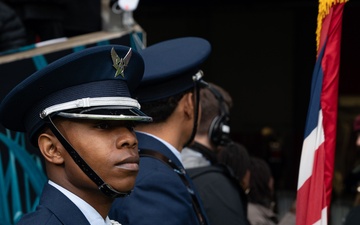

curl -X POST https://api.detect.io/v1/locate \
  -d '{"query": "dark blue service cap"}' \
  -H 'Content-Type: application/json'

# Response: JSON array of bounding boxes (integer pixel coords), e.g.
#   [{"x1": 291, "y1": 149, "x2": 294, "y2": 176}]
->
[
  {"x1": 0, "y1": 45, "x2": 152, "y2": 142},
  {"x1": 135, "y1": 37, "x2": 211, "y2": 103}
]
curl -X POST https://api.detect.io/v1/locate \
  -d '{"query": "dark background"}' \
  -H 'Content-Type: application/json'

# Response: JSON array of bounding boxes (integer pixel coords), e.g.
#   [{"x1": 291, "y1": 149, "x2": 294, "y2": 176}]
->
[{"x1": 133, "y1": 0, "x2": 360, "y2": 192}]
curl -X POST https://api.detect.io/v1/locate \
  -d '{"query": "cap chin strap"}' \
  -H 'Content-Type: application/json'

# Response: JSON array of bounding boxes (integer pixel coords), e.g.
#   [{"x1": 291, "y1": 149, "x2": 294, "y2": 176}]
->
[
  {"x1": 184, "y1": 71, "x2": 208, "y2": 148},
  {"x1": 45, "y1": 116, "x2": 132, "y2": 198}
]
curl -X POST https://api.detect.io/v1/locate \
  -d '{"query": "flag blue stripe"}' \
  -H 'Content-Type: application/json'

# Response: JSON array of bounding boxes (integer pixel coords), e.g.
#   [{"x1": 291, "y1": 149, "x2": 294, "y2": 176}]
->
[{"x1": 303, "y1": 43, "x2": 326, "y2": 138}]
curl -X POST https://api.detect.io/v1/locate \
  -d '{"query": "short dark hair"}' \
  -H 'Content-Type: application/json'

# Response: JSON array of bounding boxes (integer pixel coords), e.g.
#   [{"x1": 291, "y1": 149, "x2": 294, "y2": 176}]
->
[
  {"x1": 139, "y1": 89, "x2": 191, "y2": 123},
  {"x1": 217, "y1": 141, "x2": 250, "y2": 182},
  {"x1": 196, "y1": 82, "x2": 232, "y2": 135}
]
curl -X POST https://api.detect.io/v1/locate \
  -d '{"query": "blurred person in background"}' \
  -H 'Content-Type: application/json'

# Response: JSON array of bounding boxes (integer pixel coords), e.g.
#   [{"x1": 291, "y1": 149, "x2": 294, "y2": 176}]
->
[
  {"x1": 248, "y1": 157, "x2": 277, "y2": 225},
  {"x1": 248, "y1": 157, "x2": 295, "y2": 225},
  {"x1": 4, "y1": 0, "x2": 68, "y2": 44},
  {"x1": 345, "y1": 114, "x2": 360, "y2": 206},
  {"x1": 181, "y1": 83, "x2": 250, "y2": 225},
  {"x1": 217, "y1": 141, "x2": 252, "y2": 223},
  {"x1": 182, "y1": 82, "x2": 232, "y2": 168},
  {"x1": 4, "y1": 0, "x2": 102, "y2": 45},
  {"x1": 343, "y1": 114, "x2": 360, "y2": 225},
  {"x1": 0, "y1": 1, "x2": 27, "y2": 52}
]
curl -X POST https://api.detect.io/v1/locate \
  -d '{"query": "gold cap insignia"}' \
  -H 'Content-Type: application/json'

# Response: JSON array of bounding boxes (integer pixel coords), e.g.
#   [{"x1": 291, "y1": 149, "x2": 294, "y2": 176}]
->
[{"x1": 111, "y1": 47, "x2": 132, "y2": 78}]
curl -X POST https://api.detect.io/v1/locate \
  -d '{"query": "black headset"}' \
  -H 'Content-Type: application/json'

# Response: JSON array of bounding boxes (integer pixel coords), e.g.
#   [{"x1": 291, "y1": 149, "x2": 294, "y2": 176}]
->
[{"x1": 207, "y1": 84, "x2": 231, "y2": 146}]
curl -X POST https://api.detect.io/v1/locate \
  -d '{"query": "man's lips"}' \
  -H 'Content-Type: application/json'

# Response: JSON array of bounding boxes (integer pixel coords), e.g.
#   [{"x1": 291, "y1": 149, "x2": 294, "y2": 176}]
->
[
  {"x1": 116, "y1": 162, "x2": 139, "y2": 171},
  {"x1": 115, "y1": 156, "x2": 139, "y2": 171}
]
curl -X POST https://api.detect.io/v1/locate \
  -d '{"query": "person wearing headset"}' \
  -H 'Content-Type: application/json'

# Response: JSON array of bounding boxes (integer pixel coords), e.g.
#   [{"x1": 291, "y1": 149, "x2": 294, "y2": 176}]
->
[{"x1": 181, "y1": 82, "x2": 251, "y2": 225}]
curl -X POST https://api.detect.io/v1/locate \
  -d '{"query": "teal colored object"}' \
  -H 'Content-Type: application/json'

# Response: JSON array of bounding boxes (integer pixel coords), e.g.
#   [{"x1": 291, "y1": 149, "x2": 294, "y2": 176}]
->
[
  {"x1": 130, "y1": 32, "x2": 145, "y2": 51},
  {"x1": 32, "y1": 55, "x2": 48, "y2": 70},
  {"x1": 0, "y1": 130, "x2": 47, "y2": 225}
]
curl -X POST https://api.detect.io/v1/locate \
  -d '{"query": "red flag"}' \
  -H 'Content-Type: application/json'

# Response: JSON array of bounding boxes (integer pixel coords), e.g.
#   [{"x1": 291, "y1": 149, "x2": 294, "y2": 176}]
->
[{"x1": 296, "y1": 0, "x2": 348, "y2": 224}]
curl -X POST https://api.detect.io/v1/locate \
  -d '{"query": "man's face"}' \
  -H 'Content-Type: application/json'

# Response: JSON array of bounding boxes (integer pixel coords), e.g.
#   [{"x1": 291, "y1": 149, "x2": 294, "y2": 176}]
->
[{"x1": 55, "y1": 118, "x2": 140, "y2": 195}]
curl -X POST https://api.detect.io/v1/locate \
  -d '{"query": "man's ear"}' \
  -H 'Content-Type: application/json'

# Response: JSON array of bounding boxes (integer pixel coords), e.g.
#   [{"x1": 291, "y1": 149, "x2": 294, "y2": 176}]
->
[
  {"x1": 182, "y1": 92, "x2": 195, "y2": 119},
  {"x1": 38, "y1": 133, "x2": 64, "y2": 164}
]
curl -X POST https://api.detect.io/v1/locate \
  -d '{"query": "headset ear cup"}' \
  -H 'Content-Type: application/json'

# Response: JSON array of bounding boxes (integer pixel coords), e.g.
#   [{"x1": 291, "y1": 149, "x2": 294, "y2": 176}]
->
[
  {"x1": 220, "y1": 115, "x2": 231, "y2": 144},
  {"x1": 206, "y1": 84, "x2": 231, "y2": 146},
  {"x1": 209, "y1": 115, "x2": 231, "y2": 146},
  {"x1": 209, "y1": 116, "x2": 221, "y2": 146}
]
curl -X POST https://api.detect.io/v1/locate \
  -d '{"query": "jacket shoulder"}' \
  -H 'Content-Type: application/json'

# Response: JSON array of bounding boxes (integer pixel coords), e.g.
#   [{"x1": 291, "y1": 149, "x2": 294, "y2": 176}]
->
[{"x1": 187, "y1": 164, "x2": 226, "y2": 179}]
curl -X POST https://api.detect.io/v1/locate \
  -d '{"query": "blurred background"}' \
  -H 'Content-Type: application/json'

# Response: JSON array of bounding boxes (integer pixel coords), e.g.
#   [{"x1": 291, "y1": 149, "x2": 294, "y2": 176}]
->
[{"x1": 133, "y1": 0, "x2": 360, "y2": 196}]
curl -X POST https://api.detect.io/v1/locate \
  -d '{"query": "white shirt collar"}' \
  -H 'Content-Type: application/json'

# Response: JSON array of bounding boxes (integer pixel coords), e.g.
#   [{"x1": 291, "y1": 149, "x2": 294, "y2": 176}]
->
[
  {"x1": 48, "y1": 180, "x2": 117, "y2": 225},
  {"x1": 136, "y1": 131, "x2": 183, "y2": 163}
]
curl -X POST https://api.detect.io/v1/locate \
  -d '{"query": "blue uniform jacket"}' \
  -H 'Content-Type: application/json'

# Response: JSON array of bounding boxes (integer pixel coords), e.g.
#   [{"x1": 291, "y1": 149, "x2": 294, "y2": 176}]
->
[
  {"x1": 109, "y1": 132, "x2": 209, "y2": 225},
  {"x1": 16, "y1": 183, "x2": 90, "y2": 225}
]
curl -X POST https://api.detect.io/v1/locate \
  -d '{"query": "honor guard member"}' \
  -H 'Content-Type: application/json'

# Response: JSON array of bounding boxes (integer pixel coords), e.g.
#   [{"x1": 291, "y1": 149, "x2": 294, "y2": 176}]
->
[
  {"x1": 109, "y1": 37, "x2": 211, "y2": 225},
  {"x1": 0, "y1": 45, "x2": 152, "y2": 225}
]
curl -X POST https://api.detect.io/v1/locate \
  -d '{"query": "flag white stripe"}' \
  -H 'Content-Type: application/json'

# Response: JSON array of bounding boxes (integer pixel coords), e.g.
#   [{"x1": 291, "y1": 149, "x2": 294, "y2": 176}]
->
[
  {"x1": 297, "y1": 110, "x2": 325, "y2": 189},
  {"x1": 313, "y1": 207, "x2": 328, "y2": 225}
]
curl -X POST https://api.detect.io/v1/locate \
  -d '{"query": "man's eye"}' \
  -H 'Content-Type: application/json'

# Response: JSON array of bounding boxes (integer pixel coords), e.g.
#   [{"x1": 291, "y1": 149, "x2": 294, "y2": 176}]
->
[
  {"x1": 127, "y1": 125, "x2": 135, "y2": 132},
  {"x1": 126, "y1": 122, "x2": 136, "y2": 131},
  {"x1": 94, "y1": 121, "x2": 136, "y2": 130},
  {"x1": 95, "y1": 123, "x2": 110, "y2": 129}
]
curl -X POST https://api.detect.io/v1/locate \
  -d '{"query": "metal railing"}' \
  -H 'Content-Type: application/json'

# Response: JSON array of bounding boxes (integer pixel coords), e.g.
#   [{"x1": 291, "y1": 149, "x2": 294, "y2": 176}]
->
[{"x1": 0, "y1": 130, "x2": 47, "y2": 225}]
